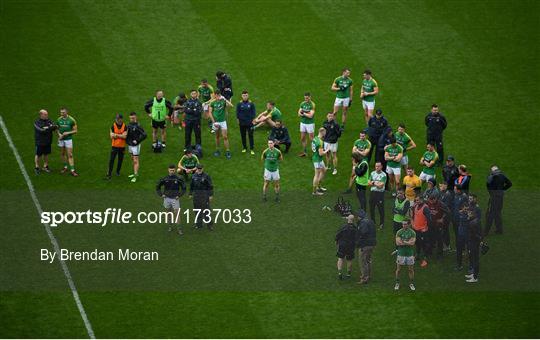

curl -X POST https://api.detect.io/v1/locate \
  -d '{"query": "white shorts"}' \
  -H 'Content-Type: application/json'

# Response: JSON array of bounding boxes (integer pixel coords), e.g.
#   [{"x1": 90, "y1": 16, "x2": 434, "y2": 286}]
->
[
  {"x1": 213, "y1": 121, "x2": 227, "y2": 130},
  {"x1": 300, "y1": 122, "x2": 315, "y2": 134},
  {"x1": 163, "y1": 197, "x2": 180, "y2": 210},
  {"x1": 58, "y1": 139, "x2": 73, "y2": 148},
  {"x1": 386, "y1": 165, "x2": 401, "y2": 176},
  {"x1": 397, "y1": 255, "x2": 415, "y2": 266},
  {"x1": 203, "y1": 103, "x2": 210, "y2": 111},
  {"x1": 334, "y1": 97, "x2": 351, "y2": 107},
  {"x1": 313, "y1": 161, "x2": 325, "y2": 169},
  {"x1": 400, "y1": 155, "x2": 409, "y2": 165},
  {"x1": 362, "y1": 100, "x2": 375, "y2": 110},
  {"x1": 419, "y1": 172, "x2": 435, "y2": 182},
  {"x1": 128, "y1": 145, "x2": 141, "y2": 156},
  {"x1": 324, "y1": 142, "x2": 338, "y2": 153},
  {"x1": 264, "y1": 169, "x2": 280, "y2": 181}
]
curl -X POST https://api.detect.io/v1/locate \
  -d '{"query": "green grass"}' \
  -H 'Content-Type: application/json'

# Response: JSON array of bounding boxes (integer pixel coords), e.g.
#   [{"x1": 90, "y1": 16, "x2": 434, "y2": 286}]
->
[{"x1": 1, "y1": 0, "x2": 539, "y2": 338}]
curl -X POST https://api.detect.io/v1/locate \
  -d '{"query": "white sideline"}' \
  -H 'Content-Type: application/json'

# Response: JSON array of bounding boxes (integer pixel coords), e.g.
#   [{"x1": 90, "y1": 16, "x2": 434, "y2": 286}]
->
[{"x1": 0, "y1": 116, "x2": 95, "y2": 339}]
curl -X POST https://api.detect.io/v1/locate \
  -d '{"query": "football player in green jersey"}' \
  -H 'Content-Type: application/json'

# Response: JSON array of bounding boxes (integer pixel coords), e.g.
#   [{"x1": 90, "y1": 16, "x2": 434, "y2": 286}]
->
[
  {"x1": 253, "y1": 101, "x2": 282, "y2": 129},
  {"x1": 419, "y1": 142, "x2": 439, "y2": 183},
  {"x1": 345, "y1": 130, "x2": 372, "y2": 193},
  {"x1": 395, "y1": 219, "x2": 416, "y2": 291},
  {"x1": 298, "y1": 92, "x2": 315, "y2": 157},
  {"x1": 312, "y1": 128, "x2": 329, "y2": 196},
  {"x1": 384, "y1": 136, "x2": 404, "y2": 194},
  {"x1": 56, "y1": 107, "x2": 78, "y2": 176},
  {"x1": 331, "y1": 68, "x2": 353, "y2": 127},
  {"x1": 261, "y1": 139, "x2": 283, "y2": 202},
  {"x1": 198, "y1": 78, "x2": 215, "y2": 128},
  {"x1": 360, "y1": 70, "x2": 379, "y2": 124},
  {"x1": 177, "y1": 148, "x2": 199, "y2": 181},
  {"x1": 395, "y1": 123, "x2": 416, "y2": 170},
  {"x1": 209, "y1": 89, "x2": 234, "y2": 159}
]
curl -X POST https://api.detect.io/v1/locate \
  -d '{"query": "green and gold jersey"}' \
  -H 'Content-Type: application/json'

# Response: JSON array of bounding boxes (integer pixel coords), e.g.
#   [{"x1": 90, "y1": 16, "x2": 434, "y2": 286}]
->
[
  {"x1": 56, "y1": 115, "x2": 77, "y2": 140},
  {"x1": 210, "y1": 98, "x2": 227, "y2": 122},
  {"x1": 395, "y1": 131, "x2": 411, "y2": 154},
  {"x1": 197, "y1": 84, "x2": 214, "y2": 102},
  {"x1": 421, "y1": 150, "x2": 439, "y2": 175},
  {"x1": 299, "y1": 100, "x2": 315, "y2": 124},
  {"x1": 354, "y1": 138, "x2": 371, "y2": 153},
  {"x1": 311, "y1": 136, "x2": 324, "y2": 163},
  {"x1": 180, "y1": 155, "x2": 199, "y2": 169},
  {"x1": 269, "y1": 107, "x2": 282, "y2": 121},
  {"x1": 362, "y1": 78, "x2": 378, "y2": 102},
  {"x1": 263, "y1": 147, "x2": 281, "y2": 172},
  {"x1": 396, "y1": 228, "x2": 416, "y2": 257},
  {"x1": 334, "y1": 76, "x2": 353, "y2": 99},
  {"x1": 385, "y1": 144, "x2": 403, "y2": 168}
]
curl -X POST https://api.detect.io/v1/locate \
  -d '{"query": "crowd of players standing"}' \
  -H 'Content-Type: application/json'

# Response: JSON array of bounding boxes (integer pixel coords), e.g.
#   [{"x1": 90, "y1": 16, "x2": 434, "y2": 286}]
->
[{"x1": 33, "y1": 68, "x2": 513, "y2": 288}]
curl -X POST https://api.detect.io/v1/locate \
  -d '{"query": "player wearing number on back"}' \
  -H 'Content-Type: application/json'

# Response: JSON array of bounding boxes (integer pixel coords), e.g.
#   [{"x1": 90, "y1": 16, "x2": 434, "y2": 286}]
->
[
  {"x1": 419, "y1": 142, "x2": 439, "y2": 183},
  {"x1": 312, "y1": 128, "x2": 329, "y2": 196},
  {"x1": 261, "y1": 139, "x2": 283, "y2": 202},
  {"x1": 360, "y1": 69, "x2": 379, "y2": 124},
  {"x1": 298, "y1": 92, "x2": 315, "y2": 157},
  {"x1": 57, "y1": 107, "x2": 78, "y2": 176},
  {"x1": 331, "y1": 68, "x2": 353, "y2": 128}
]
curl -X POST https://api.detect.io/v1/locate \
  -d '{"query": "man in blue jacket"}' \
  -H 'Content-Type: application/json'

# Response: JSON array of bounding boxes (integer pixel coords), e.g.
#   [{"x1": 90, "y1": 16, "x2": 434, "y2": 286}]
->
[{"x1": 236, "y1": 90, "x2": 256, "y2": 155}]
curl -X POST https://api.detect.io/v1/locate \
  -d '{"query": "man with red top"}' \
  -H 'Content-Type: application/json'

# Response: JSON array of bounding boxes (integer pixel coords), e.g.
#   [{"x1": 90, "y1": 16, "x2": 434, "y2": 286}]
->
[
  {"x1": 455, "y1": 165, "x2": 471, "y2": 193},
  {"x1": 411, "y1": 196, "x2": 432, "y2": 267},
  {"x1": 427, "y1": 195, "x2": 450, "y2": 258}
]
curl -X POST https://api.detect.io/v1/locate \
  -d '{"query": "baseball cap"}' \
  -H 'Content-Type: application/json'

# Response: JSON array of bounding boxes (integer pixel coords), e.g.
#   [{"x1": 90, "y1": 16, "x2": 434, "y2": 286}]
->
[{"x1": 447, "y1": 155, "x2": 455, "y2": 161}]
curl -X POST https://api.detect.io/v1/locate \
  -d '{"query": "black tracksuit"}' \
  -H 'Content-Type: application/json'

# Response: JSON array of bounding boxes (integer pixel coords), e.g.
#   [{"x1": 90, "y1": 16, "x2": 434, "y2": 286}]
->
[
  {"x1": 34, "y1": 118, "x2": 57, "y2": 155},
  {"x1": 367, "y1": 115, "x2": 388, "y2": 162},
  {"x1": 184, "y1": 98, "x2": 203, "y2": 148},
  {"x1": 468, "y1": 205, "x2": 482, "y2": 279},
  {"x1": 485, "y1": 170, "x2": 512, "y2": 234},
  {"x1": 269, "y1": 126, "x2": 291, "y2": 153},
  {"x1": 425, "y1": 112, "x2": 447, "y2": 164},
  {"x1": 377, "y1": 128, "x2": 393, "y2": 167},
  {"x1": 190, "y1": 172, "x2": 214, "y2": 227},
  {"x1": 126, "y1": 122, "x2": 147, "y2": 147},
  {"x1": 335, "y1": 223, "x2": 357, "y2": 259},
  {"x1": 108, "y1": 122, "x2": 127, "y2": 176},
  {"x1": 217, "y1": 74, "x2": 233, "y2": 100},
  {"x1": 354, "y1": 162, "x2": 369, "y2": 211},
  {"x1": 236, "y1": 100, "x2": 256, "y2": 150},
  {"x1": 443, "y1": 164, "x2": 459, "y2": 191},
  {"x1": 322, "y1": 119, "x2": 342, "y2": 144},
  {"x1": 156, "y1": 174, "x2": 186, "y2": 198}
]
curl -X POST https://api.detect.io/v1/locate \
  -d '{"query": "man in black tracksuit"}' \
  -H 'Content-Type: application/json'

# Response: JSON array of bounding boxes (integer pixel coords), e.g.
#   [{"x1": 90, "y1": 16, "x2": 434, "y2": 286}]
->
[
  {"x1": 466, "y1": 194, "x2": 482, "y2": 282},
  {"x1": 269, "y1": 121, "x2": 292, "y2": 153},
  {"x1": 190, "y1": 164, "x2": 214, "y2": 230},
  {"x1": 425, "y1": 104, "x2": 447, "y2": 165},
  {"x1": 34, "y1": 109, "x2": 57, "y2": 174},
  {"x1": 442, "y1": 155, "x2": 459, "y2": 191},
  {"x1": 485, "y1": 165, "x2": 512, "y2": 235},
  {"x1": 216, "y1": 71, "x2": 233, "y2": 100},
  {"x1": 236, "y1": 90, "x2": 256, "y2": 153},
  {"x1": 106, "y1": 114, "x2": 127, "y2": 179},
  {"x1": 184, "y1": 90, "x2": 203, "y2": 148},
  {"x1": 377, "y1": 127, "x2": 393, "y2": 168},
  {"x1": 367, "y1": 109, "x2": 388, "y2": 163}
]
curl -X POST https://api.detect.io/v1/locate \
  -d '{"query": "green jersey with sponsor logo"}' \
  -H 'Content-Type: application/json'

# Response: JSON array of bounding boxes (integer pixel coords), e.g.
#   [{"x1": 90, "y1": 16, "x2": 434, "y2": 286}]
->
[
  {"x1": 197, "y1": 84, "x2": 214, "y2": 103},
  {"x1": 354, "y1": 138, "x2": 371, "y2": 152},
  {"x1": 334, "y1": 76, "x2": 353, "y2": 98},
  {"x1": 299, "y1": 101, "x2": 315, "y2": 124},
  {"x1": 210, "y1": 98, "x2": 227, "y2": 122},
  {"x1": 422, "y1": 150, "x2": 439, "y2": 175},
  {"x1": 311, "y1": 136, "x2": 324, "y2": 163},
  {"x1": 386, "y1": 144, "x2": 404, "y2": 168},
  {"x1": 180, "y1": 155, "x2": 199, "y2": 169},
  {"x1": 395, "y1": 131, "x2": 411, "y2": 154},
  {"x1": 263, "y1": 147, "x2": 281, "y2": 172},
  {"x1": 396, "y1": 228, "x2": 416, "y2": 257},
  {"x1": 57, "y1": 115, "x2": 77, "y2": 140},
  {"x1": 362, "y1": 78, "x2": 378, "y2": 102}
]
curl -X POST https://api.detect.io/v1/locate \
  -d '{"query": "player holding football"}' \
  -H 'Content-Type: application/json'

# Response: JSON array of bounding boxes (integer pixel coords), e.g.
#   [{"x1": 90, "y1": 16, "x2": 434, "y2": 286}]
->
[
  {"x1": 298, "y1": 92, "x2": 315, "y2": 157},
  {"x1": 360, "y1": 69, "x2": 379, "y2": 124},
  {"x1": 312, "y1": 128, "x2": 329, "y2": 196},
  {"x1": 419, "y1": 142, "x2": 439, "y2": 183},
  {"x1": 208, "y1": 89, "x2": 233, "y2": 159},
  {"x1": 57, "y1": 107, "x2": 78, "y2": 176},
  {"x1": 261, "y1": 139, "x2": 283, "y2": 202},
  {"x1": 331, "y1": 68, "x2": 353, "y2": 127}
]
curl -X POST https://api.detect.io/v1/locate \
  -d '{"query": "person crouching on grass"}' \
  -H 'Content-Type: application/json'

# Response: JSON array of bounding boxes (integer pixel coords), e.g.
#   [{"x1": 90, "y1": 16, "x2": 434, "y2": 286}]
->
[
  {"x1": 106, "y1": 114, "x2": 127, "y2": 180},
  {"x1": 156, "y1": 164, "x2": 186, "y2": 236},
  {"x1": 261, "y1": 139, "x2": 283, "y2": 202},
  {"x1": 395, "y1": 219, "x2": 416, "y2": 291},
  {"x1": 335, "y1": 214, "x2": 357, "y2": 280},
  {"x1": 177, "y1": 147, "x2": 199, "y2": 182},
  {"x1": 312, "y1": 127, "x2": 329, "y2": 196}
]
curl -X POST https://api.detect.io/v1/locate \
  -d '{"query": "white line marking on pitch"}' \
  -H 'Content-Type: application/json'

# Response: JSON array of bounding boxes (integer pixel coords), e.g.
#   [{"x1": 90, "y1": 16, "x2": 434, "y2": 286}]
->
[{"x1": 0, "y1": 116, "x2": 96, "y2": 339}]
